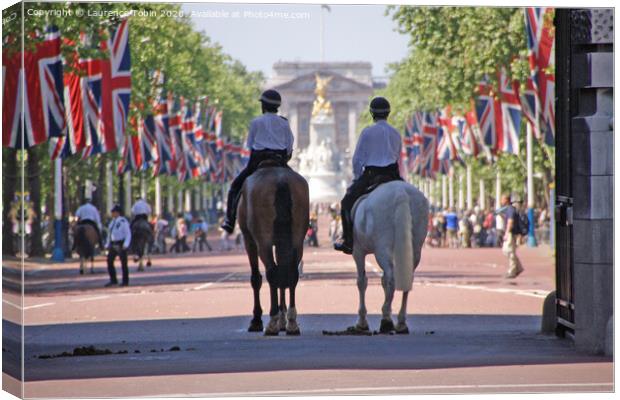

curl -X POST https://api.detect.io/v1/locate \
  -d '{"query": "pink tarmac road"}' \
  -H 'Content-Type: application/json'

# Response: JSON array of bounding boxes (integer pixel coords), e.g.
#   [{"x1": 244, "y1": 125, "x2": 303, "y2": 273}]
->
[{"x1": 2, "y1": 231, "x2": 613, "y2": 398}]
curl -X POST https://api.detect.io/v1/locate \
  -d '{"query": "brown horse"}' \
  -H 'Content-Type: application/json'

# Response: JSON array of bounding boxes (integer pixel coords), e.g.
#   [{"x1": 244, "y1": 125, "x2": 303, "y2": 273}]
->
[
  {"x1": 238, "y1": 165, "x2": 309, "y2": 335},
  {"x1": 73, "y1": 223, "x2": 99, "y2": 274}
]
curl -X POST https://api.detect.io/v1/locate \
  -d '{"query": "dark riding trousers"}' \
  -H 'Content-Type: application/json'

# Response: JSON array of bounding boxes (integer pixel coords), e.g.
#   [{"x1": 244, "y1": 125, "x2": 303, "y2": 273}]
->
[
  {"x1": 340, "y1": 163, "x2": 402, "y2": 246},
  {"x1": 225, "y1": 149, "x2": 290, "y2": 225},
  {"x1": 107, "y1": 240, "x2": 129, "y2": 285}
]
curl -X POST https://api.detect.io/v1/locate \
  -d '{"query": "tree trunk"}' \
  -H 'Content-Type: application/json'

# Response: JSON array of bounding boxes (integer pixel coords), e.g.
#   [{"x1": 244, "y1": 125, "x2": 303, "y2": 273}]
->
[
  {"x1": 27, "y1": 147, "x2": 44, "y2": 257},
  {"x1": 3, "y1": 149, "x2": 18, "y2": 256}
]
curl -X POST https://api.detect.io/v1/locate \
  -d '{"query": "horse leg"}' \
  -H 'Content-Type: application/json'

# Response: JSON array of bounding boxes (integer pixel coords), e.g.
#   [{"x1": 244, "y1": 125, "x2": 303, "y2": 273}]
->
[
  {"x1": 353, "y1": 250, "x2": 369, "y2": 331},
  {"x1": 146, "y1": 244, "x2": 152, "y2": 267},
  {"x1": 375, "y1": 252, "x2": 395, "y2": 333},
  {"x1": 395, "y1": 291, "x2": 410, "y2": 334},
  {"x1": 259, "y1": 247, "x2": 279, "y2": 336},
  {"x1": 278, "y1": 288, "x2": 287, "y2": 332},
  {"x1": 285, "y1": 251, "x2": 301, "y2": 336},
  {"x1": 245, "y1": 238, "x2": 263, "y2": 332},
  {"x1": 79, "y1": 257, "x2": 84, "y2": 275},
  {"x1": 90, "y1": 256, "x2": 95, "y2": 274}
]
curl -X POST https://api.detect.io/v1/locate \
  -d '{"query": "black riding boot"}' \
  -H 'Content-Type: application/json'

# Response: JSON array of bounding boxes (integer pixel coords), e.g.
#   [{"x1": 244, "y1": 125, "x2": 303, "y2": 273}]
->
[{"x1": 334, "y1": 209, "x2": 353, "y2": 254}]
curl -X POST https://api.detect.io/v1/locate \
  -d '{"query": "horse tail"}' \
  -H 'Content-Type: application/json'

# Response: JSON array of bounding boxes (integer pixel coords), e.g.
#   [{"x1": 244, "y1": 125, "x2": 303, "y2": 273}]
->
[
  {"x1": 393, "y1": 188, "x2": 414, "y2": 292},
  {"x1": 273, "y1": 181, "x2": 296, "y2": 288}
]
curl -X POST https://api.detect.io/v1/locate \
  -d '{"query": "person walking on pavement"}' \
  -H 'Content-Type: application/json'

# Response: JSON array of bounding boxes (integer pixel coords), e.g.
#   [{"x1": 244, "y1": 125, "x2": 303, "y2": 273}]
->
[
  {"x1": 105, "y1": 204, "x2": 132, "y2": 287},
  {"x1": 500, "y1": 194, "x2": 524, "y2": 279}
]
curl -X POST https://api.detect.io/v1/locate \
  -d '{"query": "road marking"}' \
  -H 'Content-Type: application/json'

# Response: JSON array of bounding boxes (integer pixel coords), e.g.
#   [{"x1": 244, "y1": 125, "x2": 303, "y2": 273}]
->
[
  {"x1": 193, "y1": 272, "x2": 236, "y2": 290},
  {"x1": 156, "y1": 382, "x2": 613, "y2": 397},
  {"x1": 23, "y1": 302, "x2": 56, "y2": 310},
  {"x1": 417, "y1": 281, "x2": 549, "y2": 299},
  {"x1": 3, "y1": 299, "x2": 56, "y2": 310},
  {"x1": 70, "y1": 295, "x2": 110, "y2": 303}
]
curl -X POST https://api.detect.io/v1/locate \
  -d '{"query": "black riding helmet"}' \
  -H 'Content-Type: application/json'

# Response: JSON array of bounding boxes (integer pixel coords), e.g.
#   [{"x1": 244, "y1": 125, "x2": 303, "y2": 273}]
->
[
  {"x1": 369, "y1": 97, "x2": 390, "y2": 119},
  {"x1": 259, "y1": 89, "x2": 281, "y2": 112}
]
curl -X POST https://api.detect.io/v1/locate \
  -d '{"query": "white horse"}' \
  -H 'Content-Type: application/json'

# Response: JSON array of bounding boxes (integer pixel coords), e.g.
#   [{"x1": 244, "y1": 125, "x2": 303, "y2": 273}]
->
[{"x1": 351, "y1": 180, "x2": 429, "y2": 334}]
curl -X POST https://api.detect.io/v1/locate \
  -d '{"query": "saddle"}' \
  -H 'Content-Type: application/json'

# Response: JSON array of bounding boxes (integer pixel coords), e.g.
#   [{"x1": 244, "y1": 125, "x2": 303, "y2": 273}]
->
[
  {"x1": 363, "y1": 175, "x2": 398, "y2": 196},
  {"x1": 257, "y1": 158, "x2": 287, "y2": 169}
]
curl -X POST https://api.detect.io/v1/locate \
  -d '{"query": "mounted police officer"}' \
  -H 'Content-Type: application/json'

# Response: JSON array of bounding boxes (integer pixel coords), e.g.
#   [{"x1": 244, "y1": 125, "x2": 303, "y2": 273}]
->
[
  {"x1": 105, "y1": 204, "x2": 132, "y2": 287},
  {"x1": 131, "y1": 194, "x2": 152, "y2": 228},
  {"x1": 334, "y1": 97, "x2": 403, "y2": 254},
  {"x1": 75, "y1": 198, "x2": 104, "y2": 249},
  {"x1": 221, "y1": 89, "x2": 294, "y2": 234}
]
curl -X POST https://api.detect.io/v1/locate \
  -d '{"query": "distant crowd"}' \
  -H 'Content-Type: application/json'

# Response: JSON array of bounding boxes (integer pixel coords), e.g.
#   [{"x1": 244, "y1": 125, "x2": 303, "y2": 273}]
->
[{"x1": 426, "y1": 203, "x2": 551, "y2": 249}]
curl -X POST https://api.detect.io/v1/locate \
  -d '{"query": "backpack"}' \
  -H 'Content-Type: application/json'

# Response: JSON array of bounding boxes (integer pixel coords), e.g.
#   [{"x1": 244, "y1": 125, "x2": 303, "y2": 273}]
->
[{"x1": 517, "y1": 210, "x2": 529, "y2": 236}]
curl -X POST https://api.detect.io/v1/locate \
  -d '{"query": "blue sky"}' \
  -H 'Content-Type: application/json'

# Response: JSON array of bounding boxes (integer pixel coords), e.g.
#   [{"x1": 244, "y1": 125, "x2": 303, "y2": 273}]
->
[{"x1": 182, "y1": 3, "x2": 411, "y2": 78}]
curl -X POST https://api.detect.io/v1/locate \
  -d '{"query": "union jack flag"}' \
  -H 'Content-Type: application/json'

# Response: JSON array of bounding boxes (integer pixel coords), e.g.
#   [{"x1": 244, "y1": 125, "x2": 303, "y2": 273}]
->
[
  {"x1": 459, "y1": 111, "x2": 480, "y2": 157},
  {"x1": 539, "y1": 73, "x2": 555, "y2": 146},
  {"x1": 437, "y1": 107, "x2": 458, "y2": 162},
  {"x1": 498, "y1": 68, "x2": 522, "y2": 154},
  {"x1": 152, "y1": 86, "x2": 175, "y2": 176},
  {"x1": 475, "y1": 80, "x2": 502, "y2": 154},
  {"x1": 169, "y1": 96, "x2": 188, "y2": 182},
  {"x1": 520, "y1": 77, "x2": 540, "y2": 136},
  {"x1": 117, "y1": 118, "x2": 141, "y2": 174},
  {"x1": 141, "y1": 114, "x2": 158, "y2": 169},
  {"x1": 3, "y1": 26, "x2": 66, "y2": 149},
  {"x1": 100, "y1": 18, "x2": 131, "y2": 154},
  {"x1": 420, "y1": 112, "x2": 439, "y2": 178}
]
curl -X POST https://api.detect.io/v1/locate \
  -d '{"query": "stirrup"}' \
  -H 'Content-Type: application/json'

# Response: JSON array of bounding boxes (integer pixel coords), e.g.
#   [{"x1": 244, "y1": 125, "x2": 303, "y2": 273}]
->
[
  {"x1": 220, "y1": 220, "x2": 234, "y2": 234},
  {"x1": 334, "y1": 240, "x2": 353, "y2": 255}
]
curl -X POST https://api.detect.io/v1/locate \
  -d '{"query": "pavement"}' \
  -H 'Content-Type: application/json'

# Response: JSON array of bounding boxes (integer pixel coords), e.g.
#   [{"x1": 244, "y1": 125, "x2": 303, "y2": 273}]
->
[{"x1": 1, "y1": 222, "x2": 614, "y2": 398}]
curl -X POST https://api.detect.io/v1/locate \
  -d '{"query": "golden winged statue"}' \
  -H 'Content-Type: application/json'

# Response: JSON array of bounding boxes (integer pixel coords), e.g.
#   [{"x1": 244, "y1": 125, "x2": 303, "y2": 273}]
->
[{"x1": 312, "y1": 73, "x2": 333, "y2": 117}]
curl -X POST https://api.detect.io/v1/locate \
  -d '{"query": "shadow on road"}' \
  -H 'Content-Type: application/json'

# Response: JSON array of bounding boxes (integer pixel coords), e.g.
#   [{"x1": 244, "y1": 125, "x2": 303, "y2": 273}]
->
[{"x1": 3, "y1": 313, "x2": 610, "y2": 382}]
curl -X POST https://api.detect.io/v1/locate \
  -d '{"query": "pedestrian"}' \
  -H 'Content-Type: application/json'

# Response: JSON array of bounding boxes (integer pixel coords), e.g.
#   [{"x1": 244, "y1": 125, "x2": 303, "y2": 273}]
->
[
  {"x1": 105, "y1": 204, "x2": 132, "y2": 287},
  {"x1": 500, "y1": 194, "x2": 524, "y2": 279},
  {"x1": 444, "y1": 207, "x2": 458, "y2": 248},
  {"x1": 495, "y1": 209, "x2": 505, "y2": 248},
  {"x1": 307, "y1": 212, "x2": 319, "y2": 247},
  {"x1": 192, "y1": 218, "x2": 212, "y2": 252},
  {"x1": 153, "y1": 215, "x2": 169, "y2": 254},
  {"x1": 170, "y1": 214, "x2": 190, "y2": 253}
]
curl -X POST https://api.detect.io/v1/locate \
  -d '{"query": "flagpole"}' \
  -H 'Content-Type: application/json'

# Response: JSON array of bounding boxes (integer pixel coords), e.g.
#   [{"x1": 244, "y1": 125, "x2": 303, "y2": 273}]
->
[
  {"x1": 466, "y1": 164, "x2": 472, "y2": 210},
  {"x1": 526, "y1": 122, "x2": 537, "y2": 247},
  {"x1": 448, "y1": 171, "x2": 454, "y2": 208},
  {"x1": 479, "y1": 179, "x2": 485, "y2": 210},
  {"x1": 125, "y1": 171, "x2": 132, "y2": 216},
  {"x1": 442, "y1": 175, "x2": 447, "y2": 209},
  {"x1": 495, "y1": 171, "x2": 501, "y2": 210},
  {"x1": 155, "y1": 176, "x2": 161, "y2": 217},
  {"x1": 458, "y1": 173, "x2": 464, "y2": 211},
  {"x1": 106, "y1": 160, "x2": 113, "y2": 218},
  {"x1": 51, "y1": 157, "x2": 64, "y2": 262}
]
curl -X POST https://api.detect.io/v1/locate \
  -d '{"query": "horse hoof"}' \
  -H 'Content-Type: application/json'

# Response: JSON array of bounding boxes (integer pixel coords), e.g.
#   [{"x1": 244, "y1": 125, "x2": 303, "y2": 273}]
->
[
  {"x1": 263, "y1": 328, "x2": 279, "y2": 336},
  {"x1": 79, "y1": 269, "x2": 84, "y2": 275},
  {"x1": 395, "y1": 324, "x2": 410, "y2": 335},
  {"x1": 286, "y1": 327, "x2": 301, "y2": 336},
  {"x1": 379, "y1": 319, "x2": 395, "y2": 334},
  {"x1": 355, "y1": 323, "x2": 370, "y2": 332},
  {"x1": 248, "y1": 320, "x2": 263, "y2": 332},
  {"x1": 264, "y1": 319, "x2": 280, "y2": 336},
  {"x1": 146, "y1": 261, "x2": 152, "y2": 267}
]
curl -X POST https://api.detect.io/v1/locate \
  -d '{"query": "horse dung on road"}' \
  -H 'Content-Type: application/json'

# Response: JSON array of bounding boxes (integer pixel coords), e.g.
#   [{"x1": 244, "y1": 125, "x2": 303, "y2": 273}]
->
[
  {"x1": 351, "y1": 180, "x2": 429, "y2": 334},
  {"x1": 238, "y1": 165, "x2": 309, "y2": 336}
]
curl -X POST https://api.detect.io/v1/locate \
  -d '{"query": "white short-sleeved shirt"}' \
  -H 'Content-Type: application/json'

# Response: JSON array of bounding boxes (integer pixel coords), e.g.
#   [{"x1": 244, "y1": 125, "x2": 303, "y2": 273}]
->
[
  {"x1": 106, "y1": 216, "x2": 132, "y2": 249},
  {"x1": 246, "y1": 112, "x2": 294, "y2": 155},
  {"x1": 352, "y1": 120, "x2": 402, "y2": 179},
  {"x1": 75, "y1": 203, "x2": 102, "y2": 229}
]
